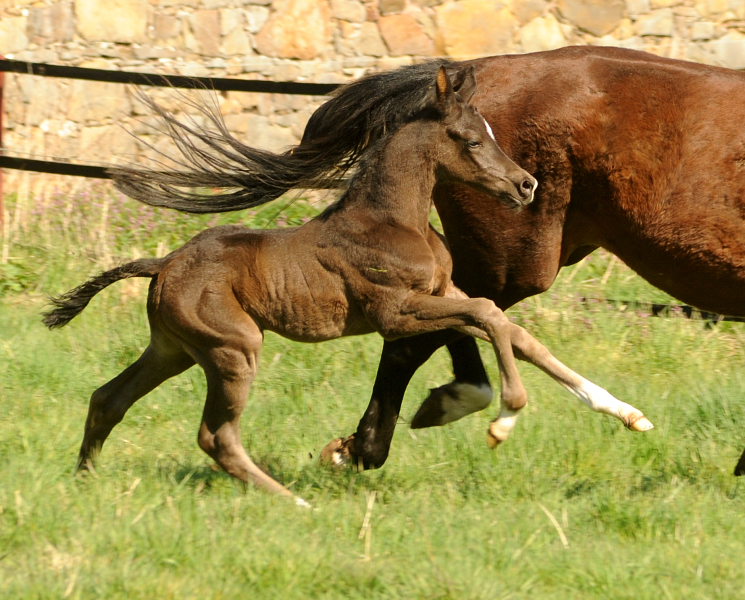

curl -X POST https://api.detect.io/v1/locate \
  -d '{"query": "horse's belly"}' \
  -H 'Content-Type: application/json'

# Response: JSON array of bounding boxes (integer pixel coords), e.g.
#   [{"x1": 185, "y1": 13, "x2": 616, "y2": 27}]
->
[{"x1": 607, "y1": 222, "x2": 745, "y2": 316}]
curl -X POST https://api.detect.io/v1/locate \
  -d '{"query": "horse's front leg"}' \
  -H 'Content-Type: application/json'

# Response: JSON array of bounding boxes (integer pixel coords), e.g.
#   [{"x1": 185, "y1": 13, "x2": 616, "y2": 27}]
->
[
  {"x1": 323, "y1": 293, "x2": 526, "y2": 466},
  {"x1": 411, "y1": 321, "x2": 654, "y2": 436},
  {"x1": 320, "y1": 329, "x2": 460, "y2": 469},
  {"x1": 409, "y1": 335, "x2": 494, "y2": 430}
]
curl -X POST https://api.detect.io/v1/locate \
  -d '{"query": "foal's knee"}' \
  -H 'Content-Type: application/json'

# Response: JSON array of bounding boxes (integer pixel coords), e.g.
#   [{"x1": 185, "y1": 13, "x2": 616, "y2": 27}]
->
[
  {"x1": 502, "y1": 387, "x2": 528, "y2": 412},
  {"x1": 198, "y1": 422, "x2": 242, "y2": 461}
]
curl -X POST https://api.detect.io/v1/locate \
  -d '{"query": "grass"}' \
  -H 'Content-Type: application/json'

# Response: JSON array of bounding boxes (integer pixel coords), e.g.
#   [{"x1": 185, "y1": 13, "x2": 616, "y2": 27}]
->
[{"x1": 1, "y1": 189, "x2": 745, "y2": 599}]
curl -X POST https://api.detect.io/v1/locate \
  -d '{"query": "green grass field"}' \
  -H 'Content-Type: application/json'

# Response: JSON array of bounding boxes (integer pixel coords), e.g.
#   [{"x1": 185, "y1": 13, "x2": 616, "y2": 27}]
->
[{"x1": 1, "y1": 189, "x2": 744, "y2": 599}]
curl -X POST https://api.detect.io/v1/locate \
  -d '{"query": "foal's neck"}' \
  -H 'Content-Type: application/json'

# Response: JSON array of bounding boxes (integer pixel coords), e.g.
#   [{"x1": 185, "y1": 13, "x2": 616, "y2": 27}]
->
[{"x1": 349, "y1": 122, "x2": 438, "y2": 232}]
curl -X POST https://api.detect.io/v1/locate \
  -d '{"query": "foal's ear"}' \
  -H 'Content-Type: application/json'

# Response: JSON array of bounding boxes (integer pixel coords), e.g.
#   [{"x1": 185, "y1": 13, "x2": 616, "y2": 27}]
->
[
  {"x1": 435, "y1": 66, "x2": 456, "y2": 114},
  {"x1": 454, "y1": 66, "x2": 477, "y2": 104}
]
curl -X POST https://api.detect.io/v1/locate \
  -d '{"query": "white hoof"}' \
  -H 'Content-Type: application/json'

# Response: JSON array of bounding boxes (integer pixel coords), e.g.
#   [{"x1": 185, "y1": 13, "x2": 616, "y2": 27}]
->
[{"x1": 627, "y1": 415, "x2": 654, "y2": 432}]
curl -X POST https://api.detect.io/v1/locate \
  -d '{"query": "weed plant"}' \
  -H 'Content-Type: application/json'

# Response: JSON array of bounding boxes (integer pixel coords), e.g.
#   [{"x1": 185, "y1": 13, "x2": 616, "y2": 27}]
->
[{"x1": 1, "y1": 189, "x2": 744, "y2": 599}]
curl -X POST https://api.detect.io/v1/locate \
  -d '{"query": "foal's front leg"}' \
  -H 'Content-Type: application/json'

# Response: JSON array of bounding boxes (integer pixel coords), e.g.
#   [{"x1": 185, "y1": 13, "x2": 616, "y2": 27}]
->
[
  {"x1": 321, "y1": 293, "x2": 525, "y2": 467},
  {"x1": 443, "y1": 321, "x2": 654, "y2": 441},
  {"x1": 377, "y1": 292, "x2": 529, "y2": 447},
  {"x1": 506, "y1": 323, "x2": 653, "y2": 432}
]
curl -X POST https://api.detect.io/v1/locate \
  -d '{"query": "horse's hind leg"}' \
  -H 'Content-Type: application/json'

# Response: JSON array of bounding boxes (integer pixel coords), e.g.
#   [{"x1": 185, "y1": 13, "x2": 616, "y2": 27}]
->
[
  {"x1": 77, "y1": 337, "x2": 195, "y2": 471},
  {"x1": 192, "y1": 317, "x2": 302, "y2": 502}
]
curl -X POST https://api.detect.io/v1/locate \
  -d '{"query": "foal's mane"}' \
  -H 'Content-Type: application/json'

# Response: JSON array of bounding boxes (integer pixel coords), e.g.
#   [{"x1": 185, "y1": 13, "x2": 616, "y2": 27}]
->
[{"x1": 110, "y1": 60, "x2": 460, "y2": 214}]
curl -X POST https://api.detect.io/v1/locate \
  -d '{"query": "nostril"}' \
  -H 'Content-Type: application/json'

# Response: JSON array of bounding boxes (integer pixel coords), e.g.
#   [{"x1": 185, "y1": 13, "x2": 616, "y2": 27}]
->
[{"x1": 519, "y1": 178, "x2": 534, "y2": 197}]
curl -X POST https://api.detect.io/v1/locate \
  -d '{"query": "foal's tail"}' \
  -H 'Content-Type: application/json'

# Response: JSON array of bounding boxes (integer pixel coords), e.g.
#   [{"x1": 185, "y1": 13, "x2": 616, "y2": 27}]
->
[
  {"x1": 42, "y1": 258, "x2": 165, "y2": 329},
  {"x1": 109, "y1": 59, "x2": 460, "y2": 214}
]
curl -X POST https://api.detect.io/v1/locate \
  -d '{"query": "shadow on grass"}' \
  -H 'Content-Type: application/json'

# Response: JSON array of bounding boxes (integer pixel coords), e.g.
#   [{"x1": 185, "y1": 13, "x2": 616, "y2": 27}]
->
[{"x1": 154, "y1": 453, "x2": 368, "y2": 500}]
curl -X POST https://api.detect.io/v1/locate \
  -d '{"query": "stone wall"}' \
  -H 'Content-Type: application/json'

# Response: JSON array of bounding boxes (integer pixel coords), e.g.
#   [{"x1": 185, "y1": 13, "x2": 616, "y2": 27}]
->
[{"x1": 2, "y1": 0, "x2": 745, "y2": 198}]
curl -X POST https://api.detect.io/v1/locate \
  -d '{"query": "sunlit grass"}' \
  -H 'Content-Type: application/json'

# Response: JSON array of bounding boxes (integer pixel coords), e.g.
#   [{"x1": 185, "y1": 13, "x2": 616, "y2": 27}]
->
[{"x1": 1, "y1": 191, "x2": 744, "y2": 598}]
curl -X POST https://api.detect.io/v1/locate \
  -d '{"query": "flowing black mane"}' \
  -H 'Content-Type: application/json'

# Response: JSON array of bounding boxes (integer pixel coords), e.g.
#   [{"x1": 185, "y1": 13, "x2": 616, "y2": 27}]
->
[{"x1": 110, "y1": 60, "x2": 457, "y2": 214}]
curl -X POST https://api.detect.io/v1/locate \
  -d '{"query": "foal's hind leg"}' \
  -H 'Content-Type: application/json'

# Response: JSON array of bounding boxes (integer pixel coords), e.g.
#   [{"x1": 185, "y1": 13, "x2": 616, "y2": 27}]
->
[
  {"x1": 188, "y1": 313, "x2": 303, "y2": 502},
  {"x1": 77, "y1": 336, "x2": 195, "y2": 471}
]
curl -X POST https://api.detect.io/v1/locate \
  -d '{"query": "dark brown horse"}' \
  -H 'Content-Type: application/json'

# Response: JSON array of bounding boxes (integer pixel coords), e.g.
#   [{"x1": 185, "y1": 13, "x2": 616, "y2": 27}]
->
[
  {"x1": 111, "y1": 46, "x2": 744, "y2": 473},
  {"x1": 45, "y1": 68, "x2": 649, "y2": 501}
]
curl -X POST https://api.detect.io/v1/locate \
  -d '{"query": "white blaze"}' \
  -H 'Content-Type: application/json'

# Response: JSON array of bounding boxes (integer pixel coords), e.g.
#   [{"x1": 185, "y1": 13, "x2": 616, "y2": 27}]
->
[{"x1": 482, "y1": 116, "x2": 496, "y2": 141}]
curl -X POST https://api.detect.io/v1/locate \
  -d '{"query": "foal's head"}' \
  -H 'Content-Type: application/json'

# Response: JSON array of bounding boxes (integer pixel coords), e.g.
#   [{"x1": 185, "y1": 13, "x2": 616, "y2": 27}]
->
[{"x1": 427, "y1": 67, "x2": 537, "y2": 208}]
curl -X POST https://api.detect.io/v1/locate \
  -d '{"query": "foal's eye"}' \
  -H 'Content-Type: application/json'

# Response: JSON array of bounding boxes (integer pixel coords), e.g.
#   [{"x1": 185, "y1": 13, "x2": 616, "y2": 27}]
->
[{"x1": 467, "y1": 140, "x2": 482, "y2": 149}]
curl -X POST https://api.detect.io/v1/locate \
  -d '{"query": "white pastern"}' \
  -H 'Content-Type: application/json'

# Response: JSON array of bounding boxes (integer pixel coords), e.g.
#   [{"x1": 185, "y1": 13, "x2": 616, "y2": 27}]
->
[
  {"x1": 331, "y1": 449, "x2": 349, "y2": 467},
  {"x1": 488, "y1": 409, "x2": 519, "y2": 445},
  {"x1": 440, "y1": 383, "x2": 493, "y2": 424},
  {"x1": 564, "y1": 379, "x2": 653, "y2": 431}
]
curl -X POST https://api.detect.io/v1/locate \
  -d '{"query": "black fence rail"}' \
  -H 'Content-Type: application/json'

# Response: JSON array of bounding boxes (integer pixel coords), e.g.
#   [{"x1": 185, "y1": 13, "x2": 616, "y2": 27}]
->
[
  {"x1": 0, "y1": 58, "x2": 340, "y2": 185},
  {"x1": 586, "y1": 298, "x2": 745, "y2": 325},
  {"x1": 0, "y1": 58, "x2": 340, "y2": 94}
]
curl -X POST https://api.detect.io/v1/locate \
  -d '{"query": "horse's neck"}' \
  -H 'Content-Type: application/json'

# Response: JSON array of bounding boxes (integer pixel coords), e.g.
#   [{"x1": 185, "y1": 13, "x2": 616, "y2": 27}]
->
[{"x1": 348, "y1": 129, "x2": 437, "y2": 232}]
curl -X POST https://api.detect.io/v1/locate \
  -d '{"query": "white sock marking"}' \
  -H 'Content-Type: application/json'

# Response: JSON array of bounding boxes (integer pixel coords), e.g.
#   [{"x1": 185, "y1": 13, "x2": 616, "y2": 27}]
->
[
  {"x1": 562, "y1": 378, "x2": 646, "y2": 427},
  {"x1": 490, "y1": 409, "x2": 519, "y2": 441}
]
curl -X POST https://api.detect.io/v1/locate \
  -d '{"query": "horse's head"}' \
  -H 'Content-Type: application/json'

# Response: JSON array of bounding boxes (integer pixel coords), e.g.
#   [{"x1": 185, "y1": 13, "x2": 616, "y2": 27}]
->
[{"x1": 431, "y1": 66, "x2": 537, "y2": 209}]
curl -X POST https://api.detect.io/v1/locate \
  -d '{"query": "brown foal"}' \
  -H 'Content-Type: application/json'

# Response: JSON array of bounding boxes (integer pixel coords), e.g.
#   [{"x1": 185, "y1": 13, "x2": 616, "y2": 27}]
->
[{"x1": 44, "y1": 68, "x2": 649, "y2": 502}]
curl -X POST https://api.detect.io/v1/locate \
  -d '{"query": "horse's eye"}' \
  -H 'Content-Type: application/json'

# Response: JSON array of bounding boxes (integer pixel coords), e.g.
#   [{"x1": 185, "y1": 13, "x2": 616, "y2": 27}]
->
[{"x1": 467, "y1": 140, "x2": 482, "y2": 149}]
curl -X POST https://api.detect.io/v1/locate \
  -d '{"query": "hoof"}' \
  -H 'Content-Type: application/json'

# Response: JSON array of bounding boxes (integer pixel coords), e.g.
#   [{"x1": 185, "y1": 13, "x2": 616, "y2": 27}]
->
[
  {"x1": 626, "y1": 414, "x2": 654, "y2": 432},
  {"x1": 75, "y1": 457, "x2": 97, "y2": 476},
  {"x1": 411, "y1": 383, "x2": 492, "y2": 429},
  {"x1": 486, "y1": 421, "x2": 507, "y2": 449},
  {"x1": 411, "y1": 390, "x2": 447, "y2": 429},
  {"x1": 487, "y1": 413, "x2": 518, "y2": 449},
  {"x1": 734, "y1": 451, "x2": 745, "y2": 477},
  {"x1": 486, "y1": 428, "x2": 502, "y2": 450},
  {"x1": 320, "y1": 436, "x2": 355, "y2": 468}
]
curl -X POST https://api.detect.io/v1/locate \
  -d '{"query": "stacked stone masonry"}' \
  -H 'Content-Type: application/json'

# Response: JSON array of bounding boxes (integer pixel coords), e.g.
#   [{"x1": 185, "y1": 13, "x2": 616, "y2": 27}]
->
[{"x1": 2, "y1": 0, "x2": 745, "y2": 196}]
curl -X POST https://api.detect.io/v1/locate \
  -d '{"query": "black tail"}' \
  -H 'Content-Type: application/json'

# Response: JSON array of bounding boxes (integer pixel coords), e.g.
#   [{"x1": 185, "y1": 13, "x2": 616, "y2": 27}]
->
[
  {"x1": 42, "y1": 258, "x2": 165, "y2": 329},
  {"x1": 109, "y1": 60, "x2": 465, "y2": 214}
]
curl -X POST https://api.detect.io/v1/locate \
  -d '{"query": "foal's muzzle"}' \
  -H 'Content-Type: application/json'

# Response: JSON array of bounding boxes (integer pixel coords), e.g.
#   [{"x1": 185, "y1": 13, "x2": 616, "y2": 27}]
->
[{"x1": 515, "y1": 174, "x2": 538, "y2": 205}]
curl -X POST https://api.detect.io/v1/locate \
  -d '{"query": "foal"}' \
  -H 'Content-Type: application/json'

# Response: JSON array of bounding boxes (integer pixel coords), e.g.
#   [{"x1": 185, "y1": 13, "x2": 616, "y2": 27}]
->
[{"x1": 44, "y1": 68, "x2": 650, "y2": 501}]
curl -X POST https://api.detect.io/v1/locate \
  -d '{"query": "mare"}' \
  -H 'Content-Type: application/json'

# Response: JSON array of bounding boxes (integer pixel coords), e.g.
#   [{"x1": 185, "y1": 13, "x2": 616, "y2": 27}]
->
[
  {"x1": 113, "y1": 46, "x2": 734, "y2": 474},
  {"x1": 45, "y1": 68, "x2": 650, "y2": 500}
]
